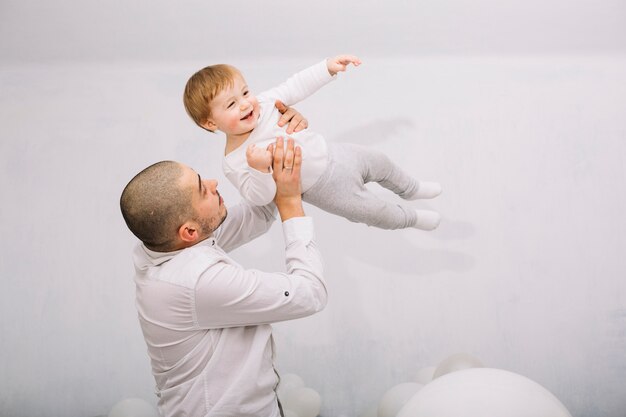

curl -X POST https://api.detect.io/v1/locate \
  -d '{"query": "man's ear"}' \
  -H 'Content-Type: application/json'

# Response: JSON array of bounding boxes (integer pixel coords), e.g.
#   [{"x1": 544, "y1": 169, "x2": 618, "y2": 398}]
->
[{"x1": 178, "y1": 221, "x2": 200, "y2": 244}]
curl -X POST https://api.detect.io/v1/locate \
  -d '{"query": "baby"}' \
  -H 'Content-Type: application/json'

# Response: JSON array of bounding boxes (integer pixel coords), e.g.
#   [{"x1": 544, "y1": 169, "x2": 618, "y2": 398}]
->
[{"x1": 183, "y1": 55, "x2": 441, "y2": 230}]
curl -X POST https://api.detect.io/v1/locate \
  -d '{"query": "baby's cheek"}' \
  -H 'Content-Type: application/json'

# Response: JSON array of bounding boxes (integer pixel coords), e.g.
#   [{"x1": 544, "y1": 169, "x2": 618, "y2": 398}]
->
[
  {"x1": 227, "y1": 115, "x2": 243, "y2": 130},
  {"x1": 229, "y1": 119, "x2": 240, "y2": 130}
]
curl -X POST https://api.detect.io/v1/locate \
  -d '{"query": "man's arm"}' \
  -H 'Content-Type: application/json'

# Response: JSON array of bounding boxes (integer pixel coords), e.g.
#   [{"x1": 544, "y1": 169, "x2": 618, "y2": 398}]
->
[
  {"x1": 195, "y1": 138, "x2": 327, "y2": 328},
  {"x1": 270, "y1": 136, "x2": 305, "y2": 221},
  {"x1": 215, "y1": 135, "x2": 306, "y2": 250},
  {"x1": 212, "y1": 200, "x2": 276, "y2": 253}
]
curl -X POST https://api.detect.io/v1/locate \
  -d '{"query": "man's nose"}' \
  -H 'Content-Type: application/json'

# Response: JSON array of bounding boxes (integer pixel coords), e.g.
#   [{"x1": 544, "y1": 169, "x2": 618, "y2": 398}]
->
[{"x1": 204, "y1": 179, "x2": 218, "y2": 192}]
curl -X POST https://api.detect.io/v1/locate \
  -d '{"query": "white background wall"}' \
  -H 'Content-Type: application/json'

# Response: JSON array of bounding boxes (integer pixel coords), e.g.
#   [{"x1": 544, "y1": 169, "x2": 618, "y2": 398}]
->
[{"x1": 1, "y1": 1, "x2": 625, "y2": 416}]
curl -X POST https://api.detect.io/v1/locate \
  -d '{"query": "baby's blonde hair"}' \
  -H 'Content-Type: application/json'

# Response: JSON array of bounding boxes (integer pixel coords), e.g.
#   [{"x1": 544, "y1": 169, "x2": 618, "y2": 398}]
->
[{"x1": 183, "y1": 64, "x2": 242, "y2": 131}]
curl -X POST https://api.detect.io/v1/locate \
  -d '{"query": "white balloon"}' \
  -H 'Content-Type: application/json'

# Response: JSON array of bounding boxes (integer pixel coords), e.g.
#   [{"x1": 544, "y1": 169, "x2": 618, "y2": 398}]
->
[
  {"x1": 281, "y1": 387, "x2": 322, "y2": 417},
  {"x1": 414, "y1": 366, "x2": 436, "y2": 385},
  {"x1": 108, "y1": 398, "x2": 159, "y2": 417},
  {"x1": 277, "y1": 373, "x2": 306, "y2": 397},
  {"x1": 433, "y1": 353, "x2": 483, "y2": 379},
  {"x1": 397, "y1": 368, "x2": 573, "y2": 417},
  {"x1": 378, "y1": 382, "x2": 423, "y2": 417},
  {"x1": 284, "y1": 410, "x2": 300, "y2": 417}
]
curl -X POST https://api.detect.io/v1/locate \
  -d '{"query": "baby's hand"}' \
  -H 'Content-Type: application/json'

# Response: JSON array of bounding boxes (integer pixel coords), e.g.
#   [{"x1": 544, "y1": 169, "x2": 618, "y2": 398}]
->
[
  {"x1": 327, "y1": 54, "x2": 361, "y2": 76},
  {"x1": 246, "y1": 144, "x2": 273, "y2": 173}
]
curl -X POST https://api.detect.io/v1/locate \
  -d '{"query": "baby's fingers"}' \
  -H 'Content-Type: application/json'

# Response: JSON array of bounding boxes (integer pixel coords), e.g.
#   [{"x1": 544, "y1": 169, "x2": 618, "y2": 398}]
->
[{"x1": 338, "y1": 54, "x2": 362, "y2": 66}]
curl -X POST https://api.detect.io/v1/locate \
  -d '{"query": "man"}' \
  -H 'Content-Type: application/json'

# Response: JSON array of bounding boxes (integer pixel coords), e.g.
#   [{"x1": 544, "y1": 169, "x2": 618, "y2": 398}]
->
[{"x1": 120, "y1": 134, "x2": 327, "y2": 417}]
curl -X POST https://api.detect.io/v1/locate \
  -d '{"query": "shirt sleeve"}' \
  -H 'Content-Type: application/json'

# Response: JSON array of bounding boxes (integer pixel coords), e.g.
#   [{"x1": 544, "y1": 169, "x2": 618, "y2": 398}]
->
[
  {"x1": 213, "y1": 200, "x2": 277, "y2": 253},
  {"x1": 223, "y1": 157, "x2": 277, "y2": 206},
  {"x1": 259, "y1": 59, "x2": 336, "y2": 106},
  {"x1": 194, "y1": 217, "x2": 327, "y2": 328}
]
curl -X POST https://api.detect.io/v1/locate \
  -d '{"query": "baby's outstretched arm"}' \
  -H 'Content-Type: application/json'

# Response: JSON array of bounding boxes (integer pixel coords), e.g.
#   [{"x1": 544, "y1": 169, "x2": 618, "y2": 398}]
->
[{"x1": 326, "y1": 54, "x2": 362, "y2": 76}]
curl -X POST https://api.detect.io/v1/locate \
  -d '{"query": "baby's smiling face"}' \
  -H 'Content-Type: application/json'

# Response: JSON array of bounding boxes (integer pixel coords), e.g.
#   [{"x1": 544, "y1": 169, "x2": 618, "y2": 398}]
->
[{"x1": 203, "y1": 74, "x2": 259, "y2": 138}]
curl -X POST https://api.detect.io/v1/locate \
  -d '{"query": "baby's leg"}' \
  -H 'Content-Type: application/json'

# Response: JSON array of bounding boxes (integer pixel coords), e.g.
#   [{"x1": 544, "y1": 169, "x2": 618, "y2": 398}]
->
[
  {"x1": 346, "y1": 143, "x2": 441, "y2": 200},
  {"x1": 304, "y1": 179, "x2": 417, "y2": 229},
  {"x1": 303, "y1": 147, "x2": 439, "y2": 230}
]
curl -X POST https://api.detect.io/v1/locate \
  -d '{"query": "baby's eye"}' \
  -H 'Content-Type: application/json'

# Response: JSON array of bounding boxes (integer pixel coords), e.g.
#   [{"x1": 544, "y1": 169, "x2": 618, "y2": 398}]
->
[
  {"x1": 227, "y1": 102, "x2": 235, "y2": 109},
  {"x1": 243, "y1": 90, "x2": 249, "y2": 96}
]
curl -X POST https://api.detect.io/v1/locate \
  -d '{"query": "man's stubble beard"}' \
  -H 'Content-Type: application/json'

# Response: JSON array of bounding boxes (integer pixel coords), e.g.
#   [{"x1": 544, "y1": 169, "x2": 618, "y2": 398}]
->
[{"x1": 197, "y1": 206, "x2": 228, "y2": 239}]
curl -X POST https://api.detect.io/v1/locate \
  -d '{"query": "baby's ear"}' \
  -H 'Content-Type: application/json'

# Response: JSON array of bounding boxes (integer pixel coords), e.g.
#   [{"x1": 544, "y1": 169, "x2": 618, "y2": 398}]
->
[{"x1": 200, "y1": 119, "x2": 217, "y2": 132}]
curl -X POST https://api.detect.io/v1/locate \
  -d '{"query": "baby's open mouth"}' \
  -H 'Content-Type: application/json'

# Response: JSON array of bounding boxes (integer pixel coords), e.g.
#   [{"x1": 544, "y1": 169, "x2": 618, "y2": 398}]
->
[{"x1": 240, "y1": 110, "x2": 253, "y2": 121}]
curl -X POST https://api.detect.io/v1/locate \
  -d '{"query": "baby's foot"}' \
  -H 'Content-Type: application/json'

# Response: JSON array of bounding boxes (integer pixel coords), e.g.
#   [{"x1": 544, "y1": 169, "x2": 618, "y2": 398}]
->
[
  {"x1": 413, "y1": 210, "x2": 441, "y2": 231},
  {"x1": 412, "y1": 181, "x2": 442, "y2": 199}
]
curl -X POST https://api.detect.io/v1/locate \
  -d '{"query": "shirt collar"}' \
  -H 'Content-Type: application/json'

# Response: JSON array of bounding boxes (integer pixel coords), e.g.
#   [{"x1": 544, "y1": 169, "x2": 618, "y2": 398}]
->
[{"x1": 136, "y1": 237, "x2": 217, "y2": 268}]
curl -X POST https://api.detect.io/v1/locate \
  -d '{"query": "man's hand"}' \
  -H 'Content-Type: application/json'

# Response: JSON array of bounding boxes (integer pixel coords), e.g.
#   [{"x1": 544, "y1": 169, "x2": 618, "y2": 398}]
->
[
  {"x1": 246, "y1": 144, "x2": 273, "y2": 173},
  {"x1": 275, "y1": 100, "x2": 308, "y2": 135},
  {"x1": 269, "y1": 137, "x2": 304, "y2": 221},
  {"x1": 326, "y1": 54, "x2": 361, "y2": 76}
]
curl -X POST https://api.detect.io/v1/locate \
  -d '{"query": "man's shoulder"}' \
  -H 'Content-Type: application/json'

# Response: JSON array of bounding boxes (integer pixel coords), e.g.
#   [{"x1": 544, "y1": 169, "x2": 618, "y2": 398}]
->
[{"x1": 156, "y1": 243, "x2": 224, "y2": 289}]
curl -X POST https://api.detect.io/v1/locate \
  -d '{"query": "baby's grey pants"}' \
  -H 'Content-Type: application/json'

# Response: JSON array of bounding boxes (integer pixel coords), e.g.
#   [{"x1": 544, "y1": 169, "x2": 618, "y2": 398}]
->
[{"x1": 303, "y1": 142, "x2": 419, "y2": 229}]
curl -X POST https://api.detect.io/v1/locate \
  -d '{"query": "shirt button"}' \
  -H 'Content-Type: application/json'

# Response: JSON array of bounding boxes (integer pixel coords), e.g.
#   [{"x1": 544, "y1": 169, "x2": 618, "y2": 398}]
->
[{"x1": 284, "y1": 291, "x2": 289, "y2": 297}]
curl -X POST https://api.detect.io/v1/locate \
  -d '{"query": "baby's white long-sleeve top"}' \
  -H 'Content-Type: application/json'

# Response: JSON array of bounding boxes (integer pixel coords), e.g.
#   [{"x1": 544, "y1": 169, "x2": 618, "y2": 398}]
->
[{"x1": 223, "y1": 60, "x2": 336, "y2": 206}]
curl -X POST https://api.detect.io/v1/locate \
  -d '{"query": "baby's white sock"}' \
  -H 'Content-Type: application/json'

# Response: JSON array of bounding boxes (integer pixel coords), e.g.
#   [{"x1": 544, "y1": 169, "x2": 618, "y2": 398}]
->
[
  {"x1": 413, "y1": 210, "x2": 441, "y2": 231},
  {"x1": 406, "y1": 181, "x2": 442, "y2": 200}
]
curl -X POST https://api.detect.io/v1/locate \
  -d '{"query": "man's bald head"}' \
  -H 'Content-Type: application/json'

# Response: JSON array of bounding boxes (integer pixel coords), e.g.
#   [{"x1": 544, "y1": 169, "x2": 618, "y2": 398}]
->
[{"x1": 120, "y1": 161, "x2": 194, "y2": 252}]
